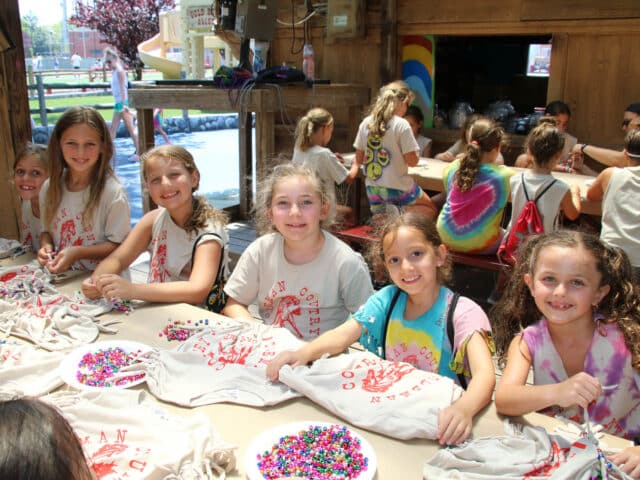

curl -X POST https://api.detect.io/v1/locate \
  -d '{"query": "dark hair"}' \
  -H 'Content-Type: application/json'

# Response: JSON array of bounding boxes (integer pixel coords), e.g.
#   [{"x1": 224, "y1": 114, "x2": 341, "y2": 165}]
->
[
  {"x1": 405, "y1": 105, "x2": 424, "y2": 124},
  {"x1": 368, "y1": 212, "x2": 452, "y2": 285},
  {"x1": 625, "y1": 103, "x2": 640, "y2": 115},
  {"x1": 625, "y1": 129, "x2": 640, "y2": 159},
  {"x1": 491, "y1": 230, "x2": 640, "y2": 369},
  {"x1": 456, "y1": 117, "x2": 503, "y2": 192},
  {"x1": 0, "y1": 398, "x2": 94, "y2": 480},
  {"x1": 526, "y1": 116, "x2": 565, "y2": 167},
  {"x1": 544, "y1": 100, "x2": 571, "y2": 117}
]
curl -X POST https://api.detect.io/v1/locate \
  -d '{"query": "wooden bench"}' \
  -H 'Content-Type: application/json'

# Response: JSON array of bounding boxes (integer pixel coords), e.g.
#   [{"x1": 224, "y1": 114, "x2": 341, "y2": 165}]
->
[{"x1": 334, "y1": 224, "x2": 506, "y2": 272}]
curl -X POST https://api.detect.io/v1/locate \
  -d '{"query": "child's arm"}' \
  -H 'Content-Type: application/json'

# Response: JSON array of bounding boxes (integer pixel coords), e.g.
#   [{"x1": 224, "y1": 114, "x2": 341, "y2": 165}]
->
[
  {"x1": 37, "y1": 231, "x2": 55, "y2": 266},
  {"x1": 95, "y1": 239, "x2": 222, "y2": 304},
  {"x1": 437, "y1": 332, "x2": 495, "y2": 445},
  {"x1": 345, "y1": 157, "x2": 360, "y2": 184},
  {"x1": 495, "y1": 336, "x2": 602, "y2": 416},
  {"x1": 586, "y1": 167, "x2": 614, "y2": 202},
  {"x1": 572, "y1": 143, "x2": 626, "y2": 168},
  {"x1": 82, "y1": 212, "x2": 155, "y2": 299},
  {"x1": 560, "y1": 184, "x2": 582, "y2": 221},
  {"x1": 47, "y1": 241, "x2": 119, "y2": 274},
  {"x1": 403, "y1": 150, "x2": 420, "y2": 167},
  {"x1": 221, "y1": 297, "x2": 255, "y2": 321},
  {"x1": 266, "y1": 318, "x2": 362, "y2": 381}
]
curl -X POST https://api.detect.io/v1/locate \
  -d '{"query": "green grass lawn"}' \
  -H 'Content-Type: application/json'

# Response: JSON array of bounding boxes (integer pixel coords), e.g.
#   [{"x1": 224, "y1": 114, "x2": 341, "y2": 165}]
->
[{"x1": 29, "y1": 69, "x2": 216, "y2": 126}]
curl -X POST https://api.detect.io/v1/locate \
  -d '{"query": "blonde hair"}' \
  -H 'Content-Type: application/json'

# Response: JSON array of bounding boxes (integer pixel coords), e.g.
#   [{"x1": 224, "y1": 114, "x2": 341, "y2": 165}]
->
[
  {"x1": 294, "y1": 108, "x2": 333, "y2": 152},
  {"x1": 44, "y1": 106, "x2": 114, "y2": 230},
  {"x1": 368, "y1": 80, "x2": 414, "y2": 138},
  {"x1": 254, "y1": 163, "x2": 335, "y2": 235},
  {"x1": 14, "y1": 142, "x2": 48, "y2": 172},
  {"x1": 141, "y1": 145, "x2": 227, "y2": 234}
]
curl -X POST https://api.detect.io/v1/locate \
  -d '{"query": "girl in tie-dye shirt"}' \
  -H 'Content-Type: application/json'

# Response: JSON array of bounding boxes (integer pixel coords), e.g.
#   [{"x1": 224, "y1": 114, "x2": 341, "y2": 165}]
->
[
  {"x1": 493, "y1": 230, "x2": 640, "y2": 477},
  {"x1": 437, "y1": 117, "x2": 514, "y2": 254}
]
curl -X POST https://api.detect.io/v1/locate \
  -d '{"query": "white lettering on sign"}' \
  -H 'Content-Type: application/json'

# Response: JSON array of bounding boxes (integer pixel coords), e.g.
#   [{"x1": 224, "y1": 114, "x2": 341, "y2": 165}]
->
[{"x1": 332, "y1": 15, "x2": 349, "y2": 27}]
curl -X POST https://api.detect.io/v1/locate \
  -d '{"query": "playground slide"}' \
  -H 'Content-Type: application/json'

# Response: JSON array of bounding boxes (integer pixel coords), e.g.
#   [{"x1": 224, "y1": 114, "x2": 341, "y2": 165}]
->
[{"x1": 138, "y1": 33, "x2": 182, "y2": 80}]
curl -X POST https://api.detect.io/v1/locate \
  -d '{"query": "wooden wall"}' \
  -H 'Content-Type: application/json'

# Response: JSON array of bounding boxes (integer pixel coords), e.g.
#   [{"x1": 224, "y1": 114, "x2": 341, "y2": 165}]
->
[
  {"x1": 269, "y1": 0, "x2": 640, "y2": 153},
  {"x1": 0, "y1": 0, "x2": 31, "y2": 239}
]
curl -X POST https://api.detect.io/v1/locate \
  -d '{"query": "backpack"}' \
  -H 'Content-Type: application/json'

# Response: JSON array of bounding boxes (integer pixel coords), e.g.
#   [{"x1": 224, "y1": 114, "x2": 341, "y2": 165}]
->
[
  {"x1": 382, "y1": 288, "x2": 466, "y2": 388},
  {"x1": 498, "y1": 174, "x2": 556, "y2": 265}
]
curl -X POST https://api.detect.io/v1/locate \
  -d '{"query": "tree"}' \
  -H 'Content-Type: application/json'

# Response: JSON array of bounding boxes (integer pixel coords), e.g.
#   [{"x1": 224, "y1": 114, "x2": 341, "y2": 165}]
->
[
  {"x1": 70, "y1": 0, "x2": 176, "y2": 80},
  {"x1": 22, "y1": 13, "x2": 50, "y2": 56}
]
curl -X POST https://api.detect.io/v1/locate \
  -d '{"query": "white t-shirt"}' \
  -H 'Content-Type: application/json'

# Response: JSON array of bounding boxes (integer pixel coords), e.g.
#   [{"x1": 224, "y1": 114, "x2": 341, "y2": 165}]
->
[
  {"x1": 507, "y1": 172, "x2": 569, "y2": 234},
  {"x1": 292, "y1": 145, "x2": 348, "y2": 204},
  {"x1": 39, "y1": 175, "x2": 131, "y2": 270},
  {"x1": 71, "y1": 53, "x2": 82, "y2": 68},
  {"x1": 417, "y1": 134, "x2": 432, "y2": 157},
  {"x1": 147, "y1": 207, "x2": 229, "y2": 282},
  {"x1": 224, "y1": 231, "x2": 374, "y2": 340},
  {"x1": 601, "y1": 166, "x2": 640, "y2": 266},
  {"x1": 20, "y1": 200, "x2": 41, "y2": 251},
  {"x1": 353, "y1": 114, "x2": 420, "y2": 191}
]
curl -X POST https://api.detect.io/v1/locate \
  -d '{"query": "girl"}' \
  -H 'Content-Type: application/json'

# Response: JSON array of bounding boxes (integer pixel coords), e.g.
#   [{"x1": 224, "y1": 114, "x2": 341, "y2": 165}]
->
[
  {"x1": 493, "y1": 231, "x2": 640, "y2": 477},
  {"x1": 405, "y1": 105, "x2": 432, "y2": 158},
  {"x1": 0, "y1": 398, "x2": 94, "y2": 480},
  {"x1": 37, "y1": 106, "x2": 130, "y2": 274},
  {"x1": 82, "y1": 145, "x2": 228, "y2": 306},
  {"x1": 437, "y1": 117, "x2": 514, "y2": 254},
  {"x1": 104, "y1": 47, "x2": 138, "y2": 153},
  {"x1": 12, "y1": 143, "x2": 48, "y2": 251},
  {"x1": 587, "y1": 129, "x2": 640, "y2": 282},
  {"x1": 506, "y1": 118, "x2": 581, "y2": 235},
  {"x1": 435, "y1": 114, "x2": 505, "y2": 165},
  {"x1": 352, "y1": 80, "x2": 437, "y2": 219},
  {"x1": 292, "y1": 107, "x2": 359, "y2": 227},
  {"x1": 154, "y1": 108, "x2": 171, "y2": 145},
  {"x1": 222, "y1": 163, "x2": 373, "y2": 340},
  {"x1": 267, "y1": 212, "x2": 495, "y2": 446}
]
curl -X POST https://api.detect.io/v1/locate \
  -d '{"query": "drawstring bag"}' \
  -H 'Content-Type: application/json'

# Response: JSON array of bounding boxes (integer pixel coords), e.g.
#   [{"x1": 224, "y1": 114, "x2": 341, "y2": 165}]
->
[
  {"x1": 0, "y1": 343, "x2": 65, "y2": 398},
  {"x1": 47, "y1": 389, "x2": 237, "y2": 479},
  {"x1": 141, "y1": 318, "x2": 304, "y2": 407},
  {"x1": 212, "y1": 66, "x2": 254, "y2": 107},
  {"x1": 277, "y1": 350, "x2": 463, "y2": 440},
  {"x1": 191, "y1": 232, "x2": 227, "y2": 314}
]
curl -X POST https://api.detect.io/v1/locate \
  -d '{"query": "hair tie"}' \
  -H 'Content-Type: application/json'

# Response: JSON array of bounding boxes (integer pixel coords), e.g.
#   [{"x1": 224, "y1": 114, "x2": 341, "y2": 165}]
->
[{"x1": 470, "y1": 140, "x2": 479, "y2": 147}]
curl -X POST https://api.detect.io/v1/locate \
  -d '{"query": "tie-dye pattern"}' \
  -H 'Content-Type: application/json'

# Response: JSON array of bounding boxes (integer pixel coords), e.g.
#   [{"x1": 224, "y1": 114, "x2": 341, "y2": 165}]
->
[
  {"x1": 436, "y1": 160, "x2": 513, "y2": 253},
  {"x1": 522, "y1": 318, "x2": 640, "y2": 440}
]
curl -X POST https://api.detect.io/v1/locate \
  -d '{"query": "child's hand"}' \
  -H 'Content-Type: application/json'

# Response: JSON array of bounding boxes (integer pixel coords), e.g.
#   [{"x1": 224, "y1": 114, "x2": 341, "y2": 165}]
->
[
  {"x1": 266, "y1": 350, "x2": 307, "y2": 382},
  {"x1": 46, "y1": 247, "x2": 76, "y2": 273},
  {"x1": 609, "y1": 446, "x2": 640, "y2": 479},
  {"x1": 556, "y1": 372, "x2": 602, "y2": 409},
  {"x1": 437, "y1": 151, "x2": 456, "y2": 162},
  {"x1": 37, "y1": 246, "x2": 54, "y2": 267},
  {"x1": 81, "y1": 277, "x2": 101, "y2": 299},
  {"x1": 95, "y1": 274, "x2": 133, "y2": 301},
  {"x1": 437, "y1": 403, "x2": 473, "y2": 446}
]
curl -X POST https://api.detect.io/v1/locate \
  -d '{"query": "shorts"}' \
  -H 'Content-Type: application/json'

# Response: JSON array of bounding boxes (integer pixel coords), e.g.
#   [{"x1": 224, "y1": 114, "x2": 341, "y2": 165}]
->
[
  {"x1": 113, "y1": 100, "x2": 128, "y2": 113},
  {"x1": 365, "y1": 182, "x2": 423, "y2": 215}
]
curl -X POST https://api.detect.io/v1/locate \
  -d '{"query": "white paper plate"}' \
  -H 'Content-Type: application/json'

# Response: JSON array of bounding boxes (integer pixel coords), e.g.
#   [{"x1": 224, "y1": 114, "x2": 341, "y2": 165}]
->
[
  {"x1": 417, "y1": 158, "x2": 429, "y2": 167},
  {"x1": 59, "y1": 340, "x2": 151, "y2": 391},
  {"x1": 244, "y1": 421, "x2": 377, "y2": 480}
]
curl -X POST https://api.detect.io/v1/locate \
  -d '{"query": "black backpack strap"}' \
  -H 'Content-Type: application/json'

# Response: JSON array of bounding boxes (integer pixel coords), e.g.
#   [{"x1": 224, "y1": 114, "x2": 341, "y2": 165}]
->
[
  {"x1": 381, "y1": 287, "x2": 403, "y2": 359},
  {"x1": 533, "y1": 178, "x2": 557, "y2": 203},
  {"x1": 521, "y1": 173, "x2": 531, "y2": 201},
  {"x1": 191, "y1": 232, "x2": 225, "y2": 282},
  {"x1": 445, "y1": 293, "x2": 467, "y2": 389}
]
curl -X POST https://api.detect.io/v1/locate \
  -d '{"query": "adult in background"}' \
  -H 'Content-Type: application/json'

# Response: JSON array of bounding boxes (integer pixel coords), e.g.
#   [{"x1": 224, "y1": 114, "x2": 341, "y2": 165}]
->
[
  {"x1": 572, "y1": 102, "x2": 640, "y2": 168},
  {"x1": 104, "y1": 47, "x2": 138, "y2": 157}
]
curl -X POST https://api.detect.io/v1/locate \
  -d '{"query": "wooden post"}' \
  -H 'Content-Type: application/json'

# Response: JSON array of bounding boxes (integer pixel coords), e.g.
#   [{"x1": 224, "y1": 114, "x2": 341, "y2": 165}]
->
[
  {"x1": 36, "y1": 73, "x2": 48, "y2": 128},
  {"x1": 238, "y1": 110, "x2": 253, "y2": 220}
]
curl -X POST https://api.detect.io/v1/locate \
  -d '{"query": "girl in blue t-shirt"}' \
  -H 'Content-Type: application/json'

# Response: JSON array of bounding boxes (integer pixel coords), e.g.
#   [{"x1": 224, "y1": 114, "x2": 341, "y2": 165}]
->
[{"x1": 267, "y1": 212, "x2": 495, "y2": 446}]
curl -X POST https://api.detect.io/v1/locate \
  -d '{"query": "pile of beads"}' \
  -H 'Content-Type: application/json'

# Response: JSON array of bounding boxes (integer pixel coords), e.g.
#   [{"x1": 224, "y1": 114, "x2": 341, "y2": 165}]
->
[
  {"x1": 111, "y1": 298, "x2": 133, "y2": 314},
  {"x1": 76, "y1": 347, "x2": 145, "y2": 387},
  {"x1": 158, "y1": 319, "x2": 210, "y2": 342},
  {"x1": 256, "y1": 424, "x2": 369, "y2": 479}
]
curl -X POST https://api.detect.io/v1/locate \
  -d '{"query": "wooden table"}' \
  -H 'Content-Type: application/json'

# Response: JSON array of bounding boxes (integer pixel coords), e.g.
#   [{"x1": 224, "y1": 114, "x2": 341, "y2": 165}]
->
[
  {"x1": 129, "y1": 83, "x2": 370, "y2": 220},
  {"x1": 2, "y1": 260, "x2": 630, "y2": 478}
]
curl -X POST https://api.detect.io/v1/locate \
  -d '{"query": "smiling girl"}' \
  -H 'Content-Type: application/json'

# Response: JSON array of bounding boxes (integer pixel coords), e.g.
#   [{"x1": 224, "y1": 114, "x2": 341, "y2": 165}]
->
[
  {"x1": 267, "y1": 212, "x2": 495, "y2": 445},
  {"x1": 13, "y1": 143, "x2": 48, "y2": 251},
  {"x1": 37, "y1": 107, "x2": 130, "y2": 273},
  {"x1": 222, "y1": 163, "x2": 373, "y2": 340},
  {"x1": 81, "y1": 145, "x2": 228, "y2": 306}
]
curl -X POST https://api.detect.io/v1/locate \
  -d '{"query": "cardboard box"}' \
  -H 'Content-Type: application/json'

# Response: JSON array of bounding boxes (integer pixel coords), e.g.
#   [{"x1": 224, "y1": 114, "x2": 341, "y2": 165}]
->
[{"x1": 326, "y1": 0, "x2": 365, "y2": 40}]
